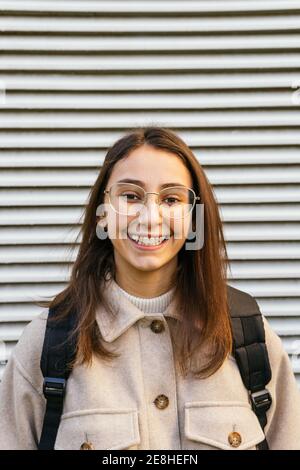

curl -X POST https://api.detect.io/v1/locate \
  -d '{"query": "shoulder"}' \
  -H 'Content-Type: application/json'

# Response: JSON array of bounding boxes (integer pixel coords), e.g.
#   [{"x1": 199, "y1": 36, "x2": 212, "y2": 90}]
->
[
  {"x1": 12, "y1": 308, "x2": 49, "y2": 393},
  {"x1": 227, "y1": 284, "x2": 290, "y2": 371},
  {"x1": 227, "y1": 284, "x2": 263, "y2": 319},
  {"x1": 261, "y1": 315, "x2": 290, "y2": 371}
]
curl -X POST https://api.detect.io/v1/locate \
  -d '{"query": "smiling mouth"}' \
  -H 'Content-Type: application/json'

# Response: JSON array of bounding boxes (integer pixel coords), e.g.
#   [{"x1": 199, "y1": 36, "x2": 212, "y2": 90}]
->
[{"x1": 127, "y1": 232, "x2": 172, "y2": 248}]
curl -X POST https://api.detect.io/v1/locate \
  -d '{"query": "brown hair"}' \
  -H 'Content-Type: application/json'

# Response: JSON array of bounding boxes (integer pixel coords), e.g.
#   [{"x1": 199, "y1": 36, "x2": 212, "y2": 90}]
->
[{"x1": 36, "y1": 126, "x2": 233, "y2": 379}]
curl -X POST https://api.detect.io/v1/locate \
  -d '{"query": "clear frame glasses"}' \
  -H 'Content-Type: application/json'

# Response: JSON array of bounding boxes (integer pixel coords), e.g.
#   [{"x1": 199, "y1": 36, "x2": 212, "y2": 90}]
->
[{"x1": 103, "y1": 182, "x2": 200, "y2": 219}]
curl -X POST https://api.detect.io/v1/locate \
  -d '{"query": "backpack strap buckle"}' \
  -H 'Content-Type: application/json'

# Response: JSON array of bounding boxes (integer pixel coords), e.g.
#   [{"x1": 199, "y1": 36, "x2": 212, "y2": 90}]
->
[
  {"x1": 250, "y1": 388, "x2": 272, "y2": 413},
  {"x1": 43, "y1": 377, "x2": 66, "y2": 399}
]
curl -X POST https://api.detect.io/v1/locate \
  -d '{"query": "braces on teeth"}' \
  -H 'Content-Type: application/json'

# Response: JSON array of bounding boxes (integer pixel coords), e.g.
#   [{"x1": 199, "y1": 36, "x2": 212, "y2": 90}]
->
[{"x1": 129, "y1": 234, "x2": 168, "y2": 245}]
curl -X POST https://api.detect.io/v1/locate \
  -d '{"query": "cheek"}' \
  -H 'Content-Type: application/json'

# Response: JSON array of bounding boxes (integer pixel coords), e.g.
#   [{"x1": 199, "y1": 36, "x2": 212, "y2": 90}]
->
[
  {"x1": 171, "y1": 215, "x2": 192, "y2": 241},
  {"x1": 106, "y1": 210, "x2": 128, "y2": 241}
]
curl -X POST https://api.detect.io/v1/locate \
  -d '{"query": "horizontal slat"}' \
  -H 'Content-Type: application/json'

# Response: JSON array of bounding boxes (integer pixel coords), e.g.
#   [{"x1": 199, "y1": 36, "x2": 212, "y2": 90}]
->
[
  {"x1": 0, "y1": 226, "x2": 80, "y2": 245},
  {"x1": 0, "y1": 246, "x2": 76, "y2": 263},
  {"x1": 0, "y1": 130, "x2": 300, "y2": 148},
  {"x1": 1, "y1": 16, "x2": 300, "y2": 34},
  {"x1": 229, "y1": 261, "x2": 300, "y2": 278},
  {"x1": 268, "y1": 317, "x2": 300, "y2": 336},
  {"x1": 1, "y1": 1, "x2": 300, "y2": 15},
  {"x1": 0, "y1": 207, "x2": 86, "y2": 225},
  {"x1": 206, "y1": 167, "x2": 300, "y2": 184},
  {"x1": 227, "y1": 242, "x2": 300, "y2": 259},
  {"x1": 1, "y1": 53, "x2": 300, "y2": 71},
  {"x1": 2, "y1": 35, "x2": 300, "y2": 52},
  {"x1": 216, "y1": 186, "x2": 300, "y2": 203},
  {"x1": 0, "y1": 303, "x2": 47, "y2": 322},
  {"x1": 228, "y1": 279, "x2": 300, "y2": 297},
  {"x1": 282, "y1": 337, "x2": 300, "y2": 359},
  {"x1": 0, "y1": 341, "x2": 16, "y2": 358},
  {"x1": 0, "y1": 264, "x2": 71, "y2": 282},
  {"x1": 2, "y1": 109, "x2": 300, "y2": 124},
  {"x1": 0, "y1": 283, "x2": 66, "y2": 303},
  {"x1": 257, "y1": 298, "x2": 300, "y2": 317},
  {"x1": 0, "y1": 188, "x2": 89, "y2": 205},
  {"x1": 223, "y1": 223, "x2": 300, "y2": 241},
  {"x1": 0, "y1": 148, "x2": 299, "y2": 167},
  {"x1": 0, "y1": 169, "x2": 97, "y2": 187},
  {"x1": 0, "y1": 322, "x2": 28, "y2": 342},
  {"x1": 220, "y1": 205, "x2": 300, "y2": 222},
  {"x1": 1, "y1": 72, "x2": 300, "y2": 91}
]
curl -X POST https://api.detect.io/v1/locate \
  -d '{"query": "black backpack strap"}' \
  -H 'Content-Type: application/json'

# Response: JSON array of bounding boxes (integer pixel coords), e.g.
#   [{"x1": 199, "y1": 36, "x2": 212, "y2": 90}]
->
[
  {"x1": 228, "y1": 285, "x2": 272, "y2": 450},
  {"x1": 38, "y1": 306, "x2": 78, "y2": 450}
]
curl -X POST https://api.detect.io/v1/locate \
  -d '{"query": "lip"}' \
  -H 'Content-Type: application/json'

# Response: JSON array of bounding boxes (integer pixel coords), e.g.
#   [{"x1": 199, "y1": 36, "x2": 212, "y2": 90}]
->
[
  {"x1": 127, "y1": 233, "x2": 171, "y2": 251},
  {"x1": 128, "y1": 233, "x2": 170, "y2": 238}
]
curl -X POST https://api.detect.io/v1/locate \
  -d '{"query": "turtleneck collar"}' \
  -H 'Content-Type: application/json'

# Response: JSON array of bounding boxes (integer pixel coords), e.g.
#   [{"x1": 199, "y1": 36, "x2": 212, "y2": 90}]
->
[{"x1": 114, "y1": 282, "x2": 175, "y2": 314}]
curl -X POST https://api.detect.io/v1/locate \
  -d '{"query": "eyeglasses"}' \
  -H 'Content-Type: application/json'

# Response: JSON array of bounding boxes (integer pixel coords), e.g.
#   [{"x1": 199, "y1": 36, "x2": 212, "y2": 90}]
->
[{"x1": 103, "y1": 182, "x2": 200, "y2": 219}]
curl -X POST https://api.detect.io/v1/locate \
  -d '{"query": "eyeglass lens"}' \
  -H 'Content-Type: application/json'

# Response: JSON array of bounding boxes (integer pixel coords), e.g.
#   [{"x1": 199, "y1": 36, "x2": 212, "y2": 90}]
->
[{"x1": 108, "y1": 183, "x2": 195, "y2": 219}]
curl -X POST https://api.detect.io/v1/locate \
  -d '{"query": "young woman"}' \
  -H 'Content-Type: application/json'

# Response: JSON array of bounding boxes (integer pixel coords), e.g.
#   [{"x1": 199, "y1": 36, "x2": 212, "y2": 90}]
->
[{"x1": 0, "y1": 127, "x2": 299, "y2": 450}]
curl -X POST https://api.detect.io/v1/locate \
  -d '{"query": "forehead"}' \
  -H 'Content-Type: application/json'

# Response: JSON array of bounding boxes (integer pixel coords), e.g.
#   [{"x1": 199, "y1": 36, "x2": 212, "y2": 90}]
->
[{"x1": 107, "y1": 145, "x2": 193, "y2": 188}]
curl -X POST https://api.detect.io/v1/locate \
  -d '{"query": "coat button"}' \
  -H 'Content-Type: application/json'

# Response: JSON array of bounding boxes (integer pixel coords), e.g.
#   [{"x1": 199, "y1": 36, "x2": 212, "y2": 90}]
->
[
  {"x1": 150, "y1": 319, "x2": 165, "y2": 334},
  {"x1": 154, "y1": 394, "x2": 169, "y2": 409},
  {"x1": 228, "y1": 431, "x2": 242, "y2": 448},
  {"x1": 80, "y1": 441, "x2": 94, "y2": 450}
]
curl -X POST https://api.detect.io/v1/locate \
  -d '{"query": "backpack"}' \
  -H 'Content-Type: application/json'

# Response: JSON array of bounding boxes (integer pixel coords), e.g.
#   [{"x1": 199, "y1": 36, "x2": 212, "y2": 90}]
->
[{"x1": 37, "y1": 285, "x2": 272, "y2": 450}]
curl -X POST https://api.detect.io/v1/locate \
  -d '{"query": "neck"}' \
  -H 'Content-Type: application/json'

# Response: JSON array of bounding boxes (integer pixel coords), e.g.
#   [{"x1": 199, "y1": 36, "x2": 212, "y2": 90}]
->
[
  {"x1": 114, "y1": 254, "x2": 177, "y2": 298},
  {"x1": 115, "y1": 264, "x2": 175, "y2": 298}
]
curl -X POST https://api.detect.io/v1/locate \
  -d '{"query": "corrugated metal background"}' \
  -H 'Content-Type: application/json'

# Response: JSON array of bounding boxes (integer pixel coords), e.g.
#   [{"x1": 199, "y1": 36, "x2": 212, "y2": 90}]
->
[{"x1": 0, "y1": 0, "x2": 300, "y2": 386}]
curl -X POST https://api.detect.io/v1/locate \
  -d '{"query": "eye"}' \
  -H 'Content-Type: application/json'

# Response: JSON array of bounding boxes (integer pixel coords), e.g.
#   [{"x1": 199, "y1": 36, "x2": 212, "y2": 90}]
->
[
  {"x1": 163, "y1": 197, "x2": 180, "y2": 205},
  {"x1": 121, "y1": 192, "x2": 142, "y2": 201}
]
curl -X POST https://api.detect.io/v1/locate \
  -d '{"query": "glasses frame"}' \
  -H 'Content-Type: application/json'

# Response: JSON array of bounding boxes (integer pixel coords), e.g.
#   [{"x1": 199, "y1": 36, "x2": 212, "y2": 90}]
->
[{"x1": 103, "y1": 182, "x2": 200, "y2": 219}]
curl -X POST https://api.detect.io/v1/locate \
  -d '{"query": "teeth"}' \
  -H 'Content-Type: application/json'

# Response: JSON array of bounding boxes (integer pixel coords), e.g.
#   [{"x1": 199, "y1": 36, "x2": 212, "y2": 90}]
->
[{"x1": 129, "y1": 234, "x2": 167, "y2": 246}]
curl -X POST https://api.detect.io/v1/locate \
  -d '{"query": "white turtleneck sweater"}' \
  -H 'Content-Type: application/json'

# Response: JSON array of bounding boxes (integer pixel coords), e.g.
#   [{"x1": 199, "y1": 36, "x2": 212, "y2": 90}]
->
[{"x1": 115, "y1": 282, "x2": 175, "y2": 314}]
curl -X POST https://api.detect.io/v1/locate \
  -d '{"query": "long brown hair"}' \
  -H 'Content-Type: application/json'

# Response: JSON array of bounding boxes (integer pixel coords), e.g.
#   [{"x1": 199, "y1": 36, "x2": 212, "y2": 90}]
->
[{"x1": 36, "y1": 126, "x2": 232, "y2": 379}]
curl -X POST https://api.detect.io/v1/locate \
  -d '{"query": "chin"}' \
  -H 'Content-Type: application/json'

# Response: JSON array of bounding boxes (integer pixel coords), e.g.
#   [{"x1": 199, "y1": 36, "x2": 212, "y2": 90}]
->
[{"x1": 131, "y1": 259, "x2": 166, "y2": 272}]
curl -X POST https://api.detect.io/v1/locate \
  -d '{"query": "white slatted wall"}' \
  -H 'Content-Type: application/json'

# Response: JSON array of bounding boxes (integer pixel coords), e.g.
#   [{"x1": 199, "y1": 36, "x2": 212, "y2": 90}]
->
[{"x1": 0, "y1": 1, "x2": 300, "y2": 386}]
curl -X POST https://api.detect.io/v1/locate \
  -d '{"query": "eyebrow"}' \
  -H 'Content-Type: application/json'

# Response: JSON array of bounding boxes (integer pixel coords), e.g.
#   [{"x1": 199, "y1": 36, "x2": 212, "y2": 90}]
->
[{"x1": 116, "y1": 178, "x2": 187, "y2": 189}]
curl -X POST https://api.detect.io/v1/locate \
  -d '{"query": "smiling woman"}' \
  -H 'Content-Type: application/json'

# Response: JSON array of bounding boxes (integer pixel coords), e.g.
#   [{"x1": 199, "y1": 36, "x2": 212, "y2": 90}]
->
[
  {"x1": 52, "y1": 126, "x2": 233, "y2": 380},
  {"x1": 0, "y1": 126, "x2": 300, "y2": 451}
]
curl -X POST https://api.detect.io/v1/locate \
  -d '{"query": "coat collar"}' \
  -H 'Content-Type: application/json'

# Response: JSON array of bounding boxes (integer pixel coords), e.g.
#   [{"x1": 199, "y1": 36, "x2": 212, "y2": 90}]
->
[{"x1": 95, "y1": 277, "x2": 182, "y2": 343}]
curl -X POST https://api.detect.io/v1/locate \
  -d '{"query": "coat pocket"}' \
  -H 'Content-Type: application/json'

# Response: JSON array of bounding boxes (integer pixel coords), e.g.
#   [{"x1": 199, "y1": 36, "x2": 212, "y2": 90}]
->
[
  {"x1": 54, "y1": 408, "x2": 140, "y2": 450},
  {"x1": 184, "y1": 401, "x2": 266, "y2": 450}
]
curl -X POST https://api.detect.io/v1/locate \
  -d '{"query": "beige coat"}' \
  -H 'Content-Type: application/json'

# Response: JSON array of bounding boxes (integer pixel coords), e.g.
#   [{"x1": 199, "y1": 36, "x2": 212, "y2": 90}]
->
[{"x1": 0, "y1": 278, "x2": 300, "y2": 450}]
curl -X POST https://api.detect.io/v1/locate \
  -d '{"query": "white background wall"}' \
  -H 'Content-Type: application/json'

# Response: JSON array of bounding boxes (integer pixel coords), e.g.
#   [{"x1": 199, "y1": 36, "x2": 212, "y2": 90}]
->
[{"x1": 0, "y1": 0, "x2": 300, "y2": 386}]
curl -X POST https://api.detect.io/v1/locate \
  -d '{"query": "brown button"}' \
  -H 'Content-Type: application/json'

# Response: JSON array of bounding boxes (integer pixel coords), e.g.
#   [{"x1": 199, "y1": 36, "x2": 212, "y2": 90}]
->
[
  {"x1": 154, "y1": 394, "x2": 169, "y2": 409},
  {"x1": 80, "y1": 441, "x2": 94, "y2": 450},
  {"x1": 150, "y1": 320, "x2": 165, "y2": 334},
  {"x1": 228, "y1": 431, "x2": 242, "y2": 448}
]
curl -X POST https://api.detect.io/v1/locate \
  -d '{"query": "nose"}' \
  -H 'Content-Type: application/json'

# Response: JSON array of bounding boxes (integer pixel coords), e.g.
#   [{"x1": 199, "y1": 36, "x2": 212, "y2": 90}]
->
[{"x1": 136, "y1": 193, "x2": 161, "y2": 228}]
